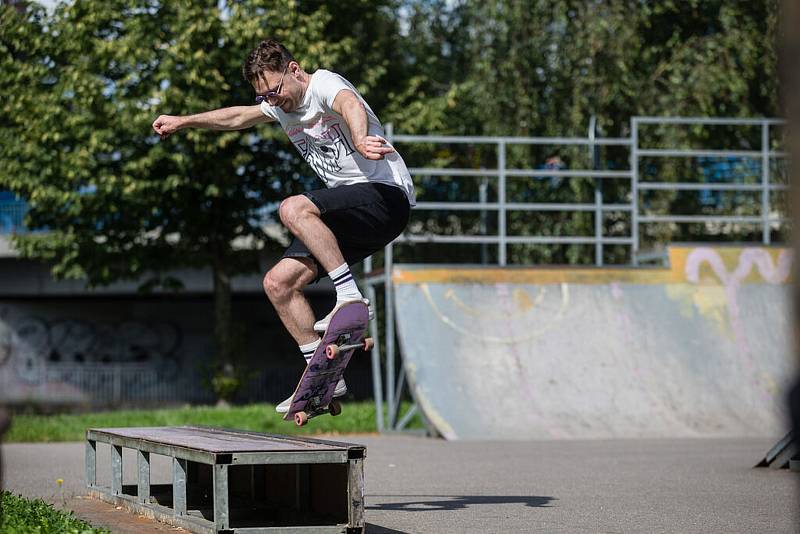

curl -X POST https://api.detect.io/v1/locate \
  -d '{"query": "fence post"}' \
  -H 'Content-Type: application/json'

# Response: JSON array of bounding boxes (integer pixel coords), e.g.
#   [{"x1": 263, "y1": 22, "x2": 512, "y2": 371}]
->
[
  {"x1": 384, "y1": 243, "x2": 396, "y2": 428},
  {"x1": 364, "y1": 256, "x2": 385, "y2": 432},
  {"x1": 761, "y1": 121, "x2": 771, "y2": 245},
  {"x1": 590, "y1": 116, "x2": 603, "y2": 266},
  {"x1": 630, "y1": 118, "x2": 640, "y2": 265},
  {"x1": 480, "y1": 178, "x2": 488, "y2": 264},
  {"x1": 113, "y1": 365, "x2": 121, "y2": 405},
  {"x1": 498, "y1": 140, "x2": 507, "y2": 266}
]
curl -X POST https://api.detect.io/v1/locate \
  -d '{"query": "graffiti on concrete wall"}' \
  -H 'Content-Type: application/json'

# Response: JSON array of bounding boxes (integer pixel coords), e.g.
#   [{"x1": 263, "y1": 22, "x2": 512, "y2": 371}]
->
[
  {"x1": 685, "y1": 247, "x2": 791, "y2": 287},
  {"x1": 0, "y1": 308, "x2": 183, "y2": 384},
  {"x1": 683, "y1": 247, "x2": 791, "y2": 348}
]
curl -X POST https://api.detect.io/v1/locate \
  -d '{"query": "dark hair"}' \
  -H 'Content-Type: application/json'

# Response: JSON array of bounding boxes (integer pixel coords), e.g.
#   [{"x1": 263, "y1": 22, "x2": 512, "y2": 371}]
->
[{"x1": 242, "y1": 39, "x2": 295, "y2": 83}]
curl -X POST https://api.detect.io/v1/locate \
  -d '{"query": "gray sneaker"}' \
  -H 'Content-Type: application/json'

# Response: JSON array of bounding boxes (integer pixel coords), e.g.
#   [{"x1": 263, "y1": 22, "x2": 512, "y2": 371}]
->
[
  {"x1": 275, "y1": 378, "x2": 348, "y2": 414},
  {"x1": 313, "y1": 298, "x2": 373, "y2": 333}
]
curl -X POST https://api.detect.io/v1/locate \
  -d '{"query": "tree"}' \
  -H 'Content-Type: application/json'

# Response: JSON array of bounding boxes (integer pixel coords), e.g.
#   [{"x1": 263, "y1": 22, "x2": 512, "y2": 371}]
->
[
  {"x1": 385, "y1": 0, "x2": 781, "y2": 265},
  {"x1": 0, "y1": 0, "x2": 380, "y2": 400}
]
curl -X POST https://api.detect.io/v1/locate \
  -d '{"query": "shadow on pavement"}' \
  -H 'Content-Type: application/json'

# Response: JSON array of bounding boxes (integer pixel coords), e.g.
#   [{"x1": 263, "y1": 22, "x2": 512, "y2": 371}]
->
[
  {"x1": 366, "y1": 523, "x2": 413, "y2": 533},
  {"x1": 366, "y1": 494, "x2": 555, "y2": 511}
]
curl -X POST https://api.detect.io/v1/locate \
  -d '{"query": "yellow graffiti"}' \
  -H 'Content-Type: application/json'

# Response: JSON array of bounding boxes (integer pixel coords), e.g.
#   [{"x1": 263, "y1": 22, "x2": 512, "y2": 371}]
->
[{"x1": 665, "y1": 285, "x2": 731, "y2": 338}]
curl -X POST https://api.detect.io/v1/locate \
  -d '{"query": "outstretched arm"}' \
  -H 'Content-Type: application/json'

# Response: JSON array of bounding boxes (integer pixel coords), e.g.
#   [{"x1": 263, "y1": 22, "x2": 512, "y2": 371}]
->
[
  {"x1": 332, "y1": 90, "x2": 394, "y2": 160},
  {"x1": 152, "y1": 105, "x2": 272, "y2": 139}
]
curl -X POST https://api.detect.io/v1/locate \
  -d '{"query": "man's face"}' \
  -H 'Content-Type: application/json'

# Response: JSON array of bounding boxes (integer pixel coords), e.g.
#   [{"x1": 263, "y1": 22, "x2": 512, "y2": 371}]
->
[{"x1": 253, "y1": 62, "x2": 301, "y2": 113}]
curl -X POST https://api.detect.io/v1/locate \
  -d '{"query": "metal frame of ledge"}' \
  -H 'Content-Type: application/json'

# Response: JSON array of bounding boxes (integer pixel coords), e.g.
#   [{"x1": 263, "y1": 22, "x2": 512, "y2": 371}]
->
[{"x1": 86, "y1": 426, "x2": 366, "y2": 534}]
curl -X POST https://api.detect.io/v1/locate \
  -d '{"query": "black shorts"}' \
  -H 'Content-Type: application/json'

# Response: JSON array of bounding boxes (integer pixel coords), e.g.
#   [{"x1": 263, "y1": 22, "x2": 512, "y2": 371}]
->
[{"x1": 282, "y1": 182, "x2": 410, "y2": 278}]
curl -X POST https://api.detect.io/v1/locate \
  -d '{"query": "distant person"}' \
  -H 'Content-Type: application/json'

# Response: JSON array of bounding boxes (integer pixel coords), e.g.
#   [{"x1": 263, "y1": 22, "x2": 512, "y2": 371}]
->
[
  {"x1": 152, "y1": 39, "x2": 415, "y2": 413},
  {"x1": 543, "y1": 154, "x2": 565, "y2": 188}
]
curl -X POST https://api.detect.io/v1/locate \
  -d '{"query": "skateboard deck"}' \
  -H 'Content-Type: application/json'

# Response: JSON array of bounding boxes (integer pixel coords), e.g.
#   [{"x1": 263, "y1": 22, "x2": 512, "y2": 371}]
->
[{"x1": 284, "y1": 301, "x2": 372, "y2": 426}]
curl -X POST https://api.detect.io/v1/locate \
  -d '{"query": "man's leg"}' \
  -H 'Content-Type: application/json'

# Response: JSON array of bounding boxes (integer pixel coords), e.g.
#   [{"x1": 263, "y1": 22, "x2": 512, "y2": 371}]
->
[
  {"x1": 262, "y1": 256, "x2": 319, "y2": 346},
  {"x1": 264, "y1": 256, "x2": 349, "y2": 413},
  {"x1": 279, "y1": 195, "x2": 365, "y2": 316},
  {"x1": 278, "y1": 195, "x2": 347, "y2": 273}
]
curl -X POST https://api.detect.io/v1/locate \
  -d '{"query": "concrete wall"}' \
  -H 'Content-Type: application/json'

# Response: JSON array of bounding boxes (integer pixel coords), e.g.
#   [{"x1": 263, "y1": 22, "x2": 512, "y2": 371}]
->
[{"x1": 0, "y1": 258, "x2": 377, "y2": 407}]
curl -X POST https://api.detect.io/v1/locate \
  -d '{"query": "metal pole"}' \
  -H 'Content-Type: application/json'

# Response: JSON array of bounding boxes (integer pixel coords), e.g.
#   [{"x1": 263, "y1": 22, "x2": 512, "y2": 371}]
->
[
  {"x1": 85, "y1": 440, "x2": 97, "y2": 488},
  {"x1": 213, "y1": 464, "x2": 230, "y2": 531},
  {"x1": 479, "y1": 178, "x2": 488, "y2": 264},
  {"x1": 111, "y1": 445, "x2": 122, "y2": 495},
  {"x1": 762, "y1": 122, "x2": 770, "y2": 244},
  {"x1": 590, "y1": 116, "x2": 603, "y2": 266},
  {"x1": 498, "y1": 141, "x2": 507, "y2": 265},
  {"x1": 173, "y1": 458, "x2": 187, "y2": 516},
  {"x1": 113, "y1": 365, "x2": 121, "y2": 405},
  {"x1": 384, "y1": 243, "x2": 396, "y2": 428},
  {"x1": 392, "y1": 365, "x2": 406, "y2": 425},
  {"x1": 630, "y1": 118, "x2": 640, "y2": 265},
  {"x1": 137, "y1": 450, "x2": 150, "y2": 504},
  {"x1": 364, "y1": 256, "x2": 385, "y2": 432},
  {"x1": 594, "y1": 185, "x2": 603, "y2": 265}
]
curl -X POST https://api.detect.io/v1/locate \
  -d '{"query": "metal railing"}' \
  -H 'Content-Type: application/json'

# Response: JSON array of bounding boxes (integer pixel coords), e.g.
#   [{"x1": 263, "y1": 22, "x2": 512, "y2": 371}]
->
[
  {"x1": 365, "y1": 116, "x2": 789, "y2": 433},
  {"x1": 1, "y1": 363, "x2": 377, "y2": 408},
  {"x1": 388, "y1": 123, "x2": 635, "y2": 266},
  {"x1": 630, "y1": 117, "x2": 788, "y2": 262}
]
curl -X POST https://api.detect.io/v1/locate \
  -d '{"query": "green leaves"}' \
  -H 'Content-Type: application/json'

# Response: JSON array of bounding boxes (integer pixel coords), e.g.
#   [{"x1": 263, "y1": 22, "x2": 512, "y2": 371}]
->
[
  {"x1": 1, "y1": 491, "x2": 110, "y2": 533},
  {"x1": 0, "y1": 0, "x2": 378, "y2": 288},
  {"x1": 0, "y1": 0, "x2": 779, "y2": 276}
]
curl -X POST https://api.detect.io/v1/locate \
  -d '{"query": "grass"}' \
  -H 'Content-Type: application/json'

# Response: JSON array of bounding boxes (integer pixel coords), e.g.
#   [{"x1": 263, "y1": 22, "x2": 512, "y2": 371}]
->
[
  {"x1": 4, "y1": 401, "x2": 423, "y2": 443},
  {"x1": 0, "y1": 491, "x2": 109, "y2": 534}
]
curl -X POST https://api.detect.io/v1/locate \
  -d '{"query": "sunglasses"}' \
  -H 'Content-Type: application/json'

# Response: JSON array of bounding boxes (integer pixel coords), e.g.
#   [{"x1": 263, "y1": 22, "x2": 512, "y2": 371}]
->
[{"x1": 255, "y1": 65, "x2": 288, "y2": 105}]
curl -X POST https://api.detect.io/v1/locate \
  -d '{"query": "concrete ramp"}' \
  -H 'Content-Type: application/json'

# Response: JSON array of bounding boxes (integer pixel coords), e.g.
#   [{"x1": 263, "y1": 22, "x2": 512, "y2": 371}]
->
[{"x1": 393, "y1": 246, "x2": 795, "y2": 440}]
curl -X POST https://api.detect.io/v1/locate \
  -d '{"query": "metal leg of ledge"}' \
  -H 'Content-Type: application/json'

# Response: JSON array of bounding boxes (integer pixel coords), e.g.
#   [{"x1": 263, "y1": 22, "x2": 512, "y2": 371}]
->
[
  {"x1": 111, "y1": 445, "x2": 122, "y2": 495},
  {"x1": 137, "y1": 450, "x2": 150, "y2": 504},
  {"x1": 85, "y1": 440, "x2": 96, "y2": 488},
  {"x1": 348, "y1": 458, "x2": 365, "y2": 528},
  {"x1": 173, "y1": 458, "x2": 187, "y2": 516},
  {"x1": 213, "y1": 464, "x2": 230, "y2": 530}
]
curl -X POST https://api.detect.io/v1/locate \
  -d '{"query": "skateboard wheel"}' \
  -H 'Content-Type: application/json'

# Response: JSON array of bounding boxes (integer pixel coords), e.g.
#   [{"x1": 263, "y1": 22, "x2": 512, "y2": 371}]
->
[
  {"x1": 329, "y1": 400, "x2": 342, "y2": 416},
  {"x1": 294, "y1": 411, "x2": 309, "y2": 426},
  {"x1": 326, "y1": 344, "x2": 339, "y2": 360},
  {"x1": 363, "y1": 337, "x2": 374, "y2": 351}
]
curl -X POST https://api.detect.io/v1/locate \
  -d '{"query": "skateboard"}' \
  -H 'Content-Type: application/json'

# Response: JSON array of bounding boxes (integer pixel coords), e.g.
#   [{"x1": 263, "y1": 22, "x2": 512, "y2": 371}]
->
[{"x1": 284, "y1": 301, "x2": 373, "y2": 426}]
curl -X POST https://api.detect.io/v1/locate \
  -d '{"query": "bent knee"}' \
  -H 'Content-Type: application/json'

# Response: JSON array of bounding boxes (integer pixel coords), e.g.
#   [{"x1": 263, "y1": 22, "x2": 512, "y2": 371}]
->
[
  {"x1": 279, "y1": 195, "x2": 317, "y2": 228},
  {"x1": 263, "y1": 270, "x2": 291, "y2": 300},
  {"x1": 262, "y1": 261, "x2": 317, "y2": 299},
  {"x1": 279, "y1": 195, "x2": 305, "y2": 227}
]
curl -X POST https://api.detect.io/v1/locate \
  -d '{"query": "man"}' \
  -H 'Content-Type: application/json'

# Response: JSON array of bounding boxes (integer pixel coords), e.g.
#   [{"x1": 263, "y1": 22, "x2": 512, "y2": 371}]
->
[{"x1": 152, "y1": 39, "x2": 415, "y2": 413}]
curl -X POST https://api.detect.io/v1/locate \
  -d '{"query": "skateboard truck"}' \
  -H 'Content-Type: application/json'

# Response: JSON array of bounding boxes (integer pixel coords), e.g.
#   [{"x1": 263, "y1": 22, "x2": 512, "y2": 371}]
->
[
  {"x1": 325, "y1": 336, "x2": 375, "y2": 359},
  {"x1": 294, "y1": 400, "x2": 343, "y2": 426}
]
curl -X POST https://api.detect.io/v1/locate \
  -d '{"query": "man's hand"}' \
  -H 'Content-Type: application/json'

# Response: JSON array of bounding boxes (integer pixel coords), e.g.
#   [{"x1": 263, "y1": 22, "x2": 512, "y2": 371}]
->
[
  {"x1": 355, "y1": 135, "x2": 395, "y2": 160},
  {"x1": 152, "y1": 115, "x2": 183, "y2": 139}
]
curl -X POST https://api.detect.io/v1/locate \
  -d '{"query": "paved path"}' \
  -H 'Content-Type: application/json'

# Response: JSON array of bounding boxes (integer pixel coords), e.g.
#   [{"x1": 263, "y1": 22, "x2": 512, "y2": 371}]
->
[{"x1": 2, "y1": 435, "x2": 797, "y2": 533}]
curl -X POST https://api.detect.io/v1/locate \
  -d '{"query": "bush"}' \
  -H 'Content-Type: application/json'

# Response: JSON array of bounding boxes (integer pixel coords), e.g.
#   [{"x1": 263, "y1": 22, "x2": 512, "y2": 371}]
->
[{"x1": 0, "y1": 491, "x2": 108, "y2": 534}]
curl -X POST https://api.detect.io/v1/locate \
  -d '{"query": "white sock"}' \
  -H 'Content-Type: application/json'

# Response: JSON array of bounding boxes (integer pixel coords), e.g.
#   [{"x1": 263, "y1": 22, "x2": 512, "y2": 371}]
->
[
  {"x1": 328, "y1": 263, "x2": 363, "y2": 302},
  {"x1": 299, "y1": 339, "x2": 321, "y2": 363}
]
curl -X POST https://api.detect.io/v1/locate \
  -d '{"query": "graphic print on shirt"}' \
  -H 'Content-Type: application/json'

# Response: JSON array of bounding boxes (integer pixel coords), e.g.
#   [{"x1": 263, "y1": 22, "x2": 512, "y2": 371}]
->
[{"x1": 291, "y1": 121, "x2": 356, "y2": 184}]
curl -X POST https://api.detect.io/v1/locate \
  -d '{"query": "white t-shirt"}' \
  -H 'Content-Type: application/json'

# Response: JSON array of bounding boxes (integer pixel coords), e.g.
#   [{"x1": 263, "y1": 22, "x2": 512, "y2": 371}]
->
[{"x1": 260, "y1": 69, "x2": 416, "y2": 206}]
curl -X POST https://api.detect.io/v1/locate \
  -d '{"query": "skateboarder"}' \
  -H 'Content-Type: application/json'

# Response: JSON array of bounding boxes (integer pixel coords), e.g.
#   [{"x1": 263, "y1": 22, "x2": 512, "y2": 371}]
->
[{"x1": 152, "y1": 39, "x2": 415, "y2": 413}]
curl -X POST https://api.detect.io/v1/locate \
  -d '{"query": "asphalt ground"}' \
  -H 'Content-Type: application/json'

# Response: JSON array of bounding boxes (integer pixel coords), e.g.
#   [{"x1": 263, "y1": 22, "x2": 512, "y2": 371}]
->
[{"x1": 2, "y1": 434, "x2": 797, "y2": 533}]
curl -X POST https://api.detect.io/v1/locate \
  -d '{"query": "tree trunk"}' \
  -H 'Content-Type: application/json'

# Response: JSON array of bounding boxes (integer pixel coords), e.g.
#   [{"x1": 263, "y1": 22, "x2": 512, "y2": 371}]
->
[{"x1": 212, "y1": 260, "x2": 234, "y2": 403}]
